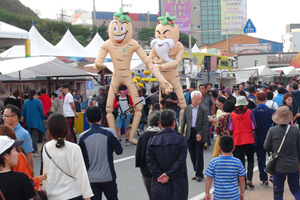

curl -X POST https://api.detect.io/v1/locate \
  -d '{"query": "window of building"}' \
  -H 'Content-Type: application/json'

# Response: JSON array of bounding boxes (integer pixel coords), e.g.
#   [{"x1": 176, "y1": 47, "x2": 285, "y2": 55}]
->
[
  {"x1": 193, "y1": 6, "x2": 201, "y2": 10},
  {"x1": 194, "y1": 25, "x2": 201, "y2": 29},
  {"x1": 135, "y1": 27, "x2": 141, "y2": 32}
]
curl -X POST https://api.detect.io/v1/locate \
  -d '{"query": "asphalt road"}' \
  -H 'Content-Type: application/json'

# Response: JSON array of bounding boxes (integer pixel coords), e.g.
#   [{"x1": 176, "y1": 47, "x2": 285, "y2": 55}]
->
[{"x1": 33, "y1": 133, "x2": 258, "y2": 200}]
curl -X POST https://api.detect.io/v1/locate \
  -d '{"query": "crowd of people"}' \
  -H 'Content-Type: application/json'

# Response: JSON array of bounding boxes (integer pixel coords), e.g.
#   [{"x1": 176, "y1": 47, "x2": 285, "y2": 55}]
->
[{"x1": 1, "y1": 78, "x2": 300, "y2": 200}]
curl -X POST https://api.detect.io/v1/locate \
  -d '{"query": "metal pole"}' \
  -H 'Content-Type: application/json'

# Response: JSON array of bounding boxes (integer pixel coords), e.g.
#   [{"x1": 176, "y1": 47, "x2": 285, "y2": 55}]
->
[
  {"x1": 227, "y1": 29, "x2": 229, "y2": 55},
  {"x1": 147, "y1": 11, "x2": 149, "y2": 27},
  {"x1": 93, "y1": 0, "x2": 96, "y2": 26},
  {"x1": 19, "y1": 70, "x2": 22, "y2": 109}
]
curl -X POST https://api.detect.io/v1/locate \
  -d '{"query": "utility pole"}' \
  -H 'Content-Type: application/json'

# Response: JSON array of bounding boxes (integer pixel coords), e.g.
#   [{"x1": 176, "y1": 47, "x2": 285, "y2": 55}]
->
[
  {"x1": 56, "y1": 8, "x2": 70, "y2": 22},
  {"x1": 93, "y1": 0, "x2": 96, "y2": 26}
]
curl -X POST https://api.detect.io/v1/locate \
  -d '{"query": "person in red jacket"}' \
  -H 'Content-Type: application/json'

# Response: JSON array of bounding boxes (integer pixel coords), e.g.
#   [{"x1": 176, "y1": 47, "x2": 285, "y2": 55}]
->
[
  {"x1": 39, "y1": 89, "x2": 52, "y2": 119},
  {"x1": 229, "y1": 96, "x2": 257, "y2": 189},
  {"x1": 113, "y1": 85, "x2": 134, "y2": 145}
]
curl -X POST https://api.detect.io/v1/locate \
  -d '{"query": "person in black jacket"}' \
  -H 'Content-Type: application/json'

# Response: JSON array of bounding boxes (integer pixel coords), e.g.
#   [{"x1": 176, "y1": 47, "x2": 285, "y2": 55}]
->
[{"x1": 135, "y1": 111, "x2": 161, "y2": 200}]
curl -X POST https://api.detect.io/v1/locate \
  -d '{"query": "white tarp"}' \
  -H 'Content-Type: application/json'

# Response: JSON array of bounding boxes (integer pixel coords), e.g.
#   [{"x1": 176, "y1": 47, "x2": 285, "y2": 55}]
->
[
  {"x1": 85, "y1": 33, "x2": 104, "y2": 57},
  {"x1": 0, "y1": 25, "x2": 66, "y2": 58},
  {"x1": 271, "y1": 66, "x2": 300, "y2": 77},
  {"x1": 191, "y1": 44, "x2": 201, "y2": 53},
  {"x1": 72, "y1": 17, "x2": 91, "y2": 26},
  {"x1": 0, "y1": 57, "x2": 93, "y2": 79},
  {"x1": 233, "y1": 65, "x2": 278, "y2": 83},
  {"x1": 56, "y1": 29, "x2": 93, "y2": 58},
  {"x1": 0, "y1": 21, "x2": 29, "y2": 46}
]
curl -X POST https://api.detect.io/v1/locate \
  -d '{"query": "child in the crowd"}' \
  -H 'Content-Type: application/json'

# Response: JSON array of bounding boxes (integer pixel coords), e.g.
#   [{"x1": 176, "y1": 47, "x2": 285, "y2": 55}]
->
[{"x1": 204, "y1": 135, "x2": 246, "y2": 200}]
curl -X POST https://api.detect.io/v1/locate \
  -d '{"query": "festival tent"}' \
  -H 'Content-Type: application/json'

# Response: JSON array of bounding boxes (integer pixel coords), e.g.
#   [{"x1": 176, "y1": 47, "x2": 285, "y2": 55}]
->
[
  {"x1": 0, "y1": 57, "x2": 95, "y2": 79},
  {"x1": 233, "y1": 65, "x2": 279, "y2": 83},
  {"x1": 271, "y1": 66, "x2": 300, "y2": 77},
  {"x1": 0, "y1": 25, "x2": 66, "y2": 59},
  {"x1": 0, "y1": 21, "x2": 29, "y2": 47},
  {"x1": 85, "y1": 33, "x2": 104, "y2": 57},
  {"x1": 72, "y1": 17, "x2": 91, "y2": 26},
  {"x1": 55, "y1": 29, "x2": 94, "y2": 62},
  {"x1": 191, "y1": 44, "x2": 201, "y2": 53}
]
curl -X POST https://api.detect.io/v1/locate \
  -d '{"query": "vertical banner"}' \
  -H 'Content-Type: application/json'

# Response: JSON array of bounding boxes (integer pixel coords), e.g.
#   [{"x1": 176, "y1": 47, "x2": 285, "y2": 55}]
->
[
  {"x1": 221, "y1": 0, "x2": 246, "y2": 35},
  {"x1": 164, "y1": 0, "x2": 190, "y2": 34},
  {"x1": 211, "y1": 56, "x2": 217, "y2": 71}
]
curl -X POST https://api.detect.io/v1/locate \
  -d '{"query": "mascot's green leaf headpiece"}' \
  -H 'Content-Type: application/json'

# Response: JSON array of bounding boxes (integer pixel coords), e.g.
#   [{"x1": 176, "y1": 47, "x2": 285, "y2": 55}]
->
[
  {"x1": 114, "y1": 7, "x2": 131, "y2": 22},
  {"x1": 157, "y1": 12, "x2": 177, "y2": 27}
]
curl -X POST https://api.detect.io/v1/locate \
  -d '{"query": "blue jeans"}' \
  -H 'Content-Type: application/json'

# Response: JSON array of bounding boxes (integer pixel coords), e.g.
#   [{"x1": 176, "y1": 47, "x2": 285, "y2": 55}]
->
[
  {"x1": 91, "y1": 180, "x2": 118, "y2": 200},
  {"x1": 274, "y1": 170, "x2": 300, "y2": 200},
  {"x1": 116, "y1": 114, "x2": 131, "y2": 128},
  {"x1": 255, "y1": 145, "x2": 268, "y2": 182},
  {"x1": 206, "y1": 122, "x2": 212, "y2": 145}
]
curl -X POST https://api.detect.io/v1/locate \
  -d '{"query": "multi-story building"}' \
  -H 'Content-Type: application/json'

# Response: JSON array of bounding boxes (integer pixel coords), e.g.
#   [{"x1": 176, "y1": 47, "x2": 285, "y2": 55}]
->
[
  {"x1": 159, "y1": 0, "x2": 245, "y2": 46},
  {"x1": 283, "y1": 29, "x2": 300, "y2": 53},
  {"x1": 286, "y1": 24, "x2": 300, "y2": 33}
]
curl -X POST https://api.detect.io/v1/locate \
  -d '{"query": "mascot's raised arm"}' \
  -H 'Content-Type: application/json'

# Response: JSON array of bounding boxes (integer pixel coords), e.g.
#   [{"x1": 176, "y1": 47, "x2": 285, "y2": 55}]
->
[
  {"x1": 149, "y1": 12, "x2": 186, "y2": 124},
  {"x1": 93, "y1": 8, "x2": 172, "y2": 144}
]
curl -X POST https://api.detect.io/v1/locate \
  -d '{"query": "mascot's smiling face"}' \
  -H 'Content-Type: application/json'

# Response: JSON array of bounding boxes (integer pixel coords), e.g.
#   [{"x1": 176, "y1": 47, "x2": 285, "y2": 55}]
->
[
  {"x1": 155, "y1": 23, "x2": 179, "y2": 43},
  {"x1": 109, "y1": 19, "x2": 132, "y2": 44}
]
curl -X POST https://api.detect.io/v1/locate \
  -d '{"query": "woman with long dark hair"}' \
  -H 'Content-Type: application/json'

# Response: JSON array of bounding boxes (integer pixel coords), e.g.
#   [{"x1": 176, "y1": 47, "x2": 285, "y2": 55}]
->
[
  {"x1": 43, "y1": 113, "x2": 93, "y2": 200},
  {"x1": 21, "y1": 89, "x2": 45, "y2": 157}
]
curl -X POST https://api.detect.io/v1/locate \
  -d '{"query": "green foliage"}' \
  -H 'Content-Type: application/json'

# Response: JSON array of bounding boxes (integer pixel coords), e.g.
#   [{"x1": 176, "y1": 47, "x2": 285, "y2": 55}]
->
[
  {"x1": 137, "y1": 27, "x2": 156, "y2": 46},
  {"x1": 0, "y1": 0, "x2": 39, "y2": 18},
  {"x1": 74, "y1": 36, "x2": 86, "y2": 46},
  {"x1": 53, "y1": 36, "x2": 63, "y2": 46},
  {"x1": 0, "y1": 8, "x2": 92, "y2": 45},
  {"x1": 179, "y1": 32, "x2": 197, "y2": 48},
  {"x1": 91, "y1": 21, "x2": 109, "y2": 41}
]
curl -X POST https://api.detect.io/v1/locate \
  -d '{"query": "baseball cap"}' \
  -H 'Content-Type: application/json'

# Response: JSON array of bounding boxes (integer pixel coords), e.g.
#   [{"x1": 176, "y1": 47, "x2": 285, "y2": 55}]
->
[
  {"x1": 0, "y1": 136, "x2": 24, "y2": 155},
  {"x1": 61, "y1": 83, "x2": 69, "y2": 88}
]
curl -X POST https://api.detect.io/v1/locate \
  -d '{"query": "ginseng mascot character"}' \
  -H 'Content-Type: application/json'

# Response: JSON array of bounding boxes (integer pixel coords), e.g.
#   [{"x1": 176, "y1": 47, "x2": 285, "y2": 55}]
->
[
  {"x1": 94, "y1": 8, "x2": 172, "y2": 144},
  {"x1": 149, "y1": 13, "x2": 186, "y2": 124}
]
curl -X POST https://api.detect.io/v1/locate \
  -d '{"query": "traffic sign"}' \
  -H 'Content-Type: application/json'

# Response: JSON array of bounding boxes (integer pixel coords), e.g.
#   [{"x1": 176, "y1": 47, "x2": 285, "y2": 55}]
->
[
  {"x1": 244, "y1": 19, "x2": 256, "y2": 34},
  {"x1": 86, "y1": 81, "x2": 94, "y2": 94}
]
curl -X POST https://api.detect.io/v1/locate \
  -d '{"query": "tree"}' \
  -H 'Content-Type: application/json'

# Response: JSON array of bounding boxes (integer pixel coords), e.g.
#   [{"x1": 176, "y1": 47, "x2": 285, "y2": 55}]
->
[
  {"x1": 91, "y1": 21, "x2": 109, "y2": 41},
  {"x1": 179, "y1": 32, "x2": 197, "y2": 48},
  {"x1": 74, "y1": 36, "x2": 86, "y2": 46},
  {"x1": 53, "y1": 36, "x2": 63, "y2": 45},
  {"x1": 137, "y1": 27, "x2": 155, "y2": 46}
]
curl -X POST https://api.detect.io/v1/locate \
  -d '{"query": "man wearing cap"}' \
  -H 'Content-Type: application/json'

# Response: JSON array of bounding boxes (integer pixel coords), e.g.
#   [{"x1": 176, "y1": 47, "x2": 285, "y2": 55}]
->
[
  {"x1": 3, "y1": 105, "x2": 34, "y2": 174},
  {"x1": 222, "y1": 87, "x2": 236, "y2": 105},
  {"x1": 252, "y1": 93, "x2": 276, "y2": 187},
  {"x1": 61, "y1": 83, "x2": 79, "y2": 143},
  {"x1": 0, "y1": 135, "x2": 37, "y2": 200},
  {"x1": 95, "y1": 86, "x2": 108, "y2": 126}
]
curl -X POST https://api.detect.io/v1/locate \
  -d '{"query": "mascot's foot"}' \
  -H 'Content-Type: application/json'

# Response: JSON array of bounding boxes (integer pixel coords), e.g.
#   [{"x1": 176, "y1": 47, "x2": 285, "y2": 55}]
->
[{"x1": 128, "y1": 138, "x2": 137, "y2": 145}]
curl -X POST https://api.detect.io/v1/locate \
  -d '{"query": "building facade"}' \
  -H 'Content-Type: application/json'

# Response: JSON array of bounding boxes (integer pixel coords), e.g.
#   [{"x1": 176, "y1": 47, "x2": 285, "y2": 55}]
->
[{"x1": 283, "y1": 30, "x2": 300, "y2": 53}]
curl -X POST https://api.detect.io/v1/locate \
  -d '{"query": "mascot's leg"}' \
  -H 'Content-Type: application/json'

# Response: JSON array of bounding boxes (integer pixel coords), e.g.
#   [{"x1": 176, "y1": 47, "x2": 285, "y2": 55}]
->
[
  {"x1": 106, "y1": 82, "x2": 119, "y2": 134},
  {"x1": 126, "y1": 81, "x2": 141, "y2": 144},
  {"x1": 168, "y1": 72, "x2": 186, "y2": 125}
]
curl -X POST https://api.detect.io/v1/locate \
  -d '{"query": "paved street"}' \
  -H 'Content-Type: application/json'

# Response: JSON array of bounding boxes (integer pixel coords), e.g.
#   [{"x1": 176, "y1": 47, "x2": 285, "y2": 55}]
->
[{"x1": 34, "y1": 134, "x2": 218, "y2": 199}]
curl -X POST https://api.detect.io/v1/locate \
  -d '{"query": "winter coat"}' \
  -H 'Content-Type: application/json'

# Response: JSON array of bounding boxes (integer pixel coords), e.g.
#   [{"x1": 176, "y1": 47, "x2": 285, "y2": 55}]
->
[{"x1": 146, "y1": 128, "x2": 188, "y2": 200}]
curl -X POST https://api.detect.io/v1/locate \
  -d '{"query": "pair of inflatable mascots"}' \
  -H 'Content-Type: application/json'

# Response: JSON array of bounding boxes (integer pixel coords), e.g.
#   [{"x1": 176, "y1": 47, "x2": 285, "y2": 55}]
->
[{"x1": 94, "y1": 8, "x2": 186, "y2": 144}]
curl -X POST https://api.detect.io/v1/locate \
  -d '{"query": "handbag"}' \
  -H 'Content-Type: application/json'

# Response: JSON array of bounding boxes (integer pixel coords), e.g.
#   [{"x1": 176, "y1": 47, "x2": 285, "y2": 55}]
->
[
  {"x1": 44, "y1": 145, "x2": 74, "y2": 179},
  {"x1": 265, "y1": 125, "x2": 290, "y2": 175}
]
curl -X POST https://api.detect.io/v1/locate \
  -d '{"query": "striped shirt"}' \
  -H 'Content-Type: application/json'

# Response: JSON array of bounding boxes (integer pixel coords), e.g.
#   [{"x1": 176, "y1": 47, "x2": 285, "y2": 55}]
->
[{"x1": 205, "y1": 155, "x2": 246, "y2": 200}]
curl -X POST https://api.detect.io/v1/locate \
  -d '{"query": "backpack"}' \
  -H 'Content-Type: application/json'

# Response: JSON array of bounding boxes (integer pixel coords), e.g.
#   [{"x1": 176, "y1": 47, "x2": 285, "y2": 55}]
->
[{"x1": 116, "y1": 94, "x2": 131, "y2": 114}]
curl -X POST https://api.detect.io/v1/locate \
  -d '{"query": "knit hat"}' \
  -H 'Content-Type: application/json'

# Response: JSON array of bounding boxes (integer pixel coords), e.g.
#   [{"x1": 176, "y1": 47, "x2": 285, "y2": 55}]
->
[
  {"x1": 235, "y1": 96, "x2": 248, "y2": 106},
  {"x1": 0, "y1": 136, "x2": 24, "y2": 155},
  {"x1": 272, "y1": 106, "x2": 293, "y2": 124},
  {"x1": 222, "y1": 87, "x2": 232, "y2": 96}
]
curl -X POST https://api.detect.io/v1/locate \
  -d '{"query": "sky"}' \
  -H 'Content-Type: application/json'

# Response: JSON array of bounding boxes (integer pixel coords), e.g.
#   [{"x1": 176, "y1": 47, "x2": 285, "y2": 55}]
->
[{"x1": 19, "y1": 0, "x2": 299, "y2": 43}]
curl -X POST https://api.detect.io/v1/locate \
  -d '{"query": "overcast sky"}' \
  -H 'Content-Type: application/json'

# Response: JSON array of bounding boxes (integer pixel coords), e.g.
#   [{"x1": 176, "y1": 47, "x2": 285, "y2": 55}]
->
[{"x1": 20, "y1": 0, "x2": 299, "y2": 43}]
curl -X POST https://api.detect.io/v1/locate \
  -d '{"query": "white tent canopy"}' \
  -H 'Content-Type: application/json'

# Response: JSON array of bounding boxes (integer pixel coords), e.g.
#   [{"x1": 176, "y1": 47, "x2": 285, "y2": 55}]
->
[
  {"x1": 85, "y1": 33, "x2": 104, "y2": 57},
  {"x1": 56, "y1": 29, "x2": 93, "y2": 58},
  {"x1": 0, "y1": 25, "x2": 66, "y2": 58},
  {"x1": 0, "y1": 21, "x2": 29, "y2": 46},
  {"x1": 72, "y1": 17, "x2": 91, "y2": 26},
  {"x1": 271, "y1": 66, "x2": 300, "y2": 77},
  {"x1": 0, "y1": 57, "x2": 94, "y2": 79},
  {"x1": 191, "y1": 44, "x2": 201, "y2": 53},
  {"x1": 233, "y1": 65, "x2": 279, "y2": 83}
]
